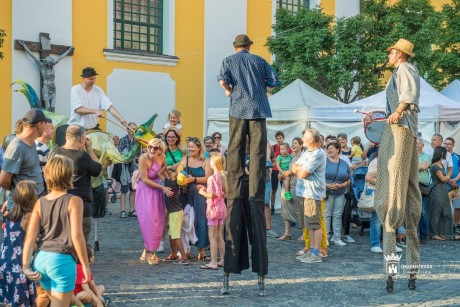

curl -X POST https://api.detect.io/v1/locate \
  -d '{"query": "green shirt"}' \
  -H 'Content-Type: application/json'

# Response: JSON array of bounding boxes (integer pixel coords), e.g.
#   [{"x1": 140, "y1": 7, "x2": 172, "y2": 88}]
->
[
  {"x1": 276, "y1": 154, "x2": 292, "y2": 171},
  {"x1": 418, "y1": 151, "x2": 431, "y2": 185},
  {"x1": 166, "y1": 148, "x2": 183, "y2": 167}
]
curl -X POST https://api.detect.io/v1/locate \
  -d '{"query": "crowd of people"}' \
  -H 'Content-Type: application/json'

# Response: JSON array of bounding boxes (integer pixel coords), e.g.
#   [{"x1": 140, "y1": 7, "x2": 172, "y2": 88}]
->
[{"x1": 2, "y1": 36, "x2": 460, "y2": 303}]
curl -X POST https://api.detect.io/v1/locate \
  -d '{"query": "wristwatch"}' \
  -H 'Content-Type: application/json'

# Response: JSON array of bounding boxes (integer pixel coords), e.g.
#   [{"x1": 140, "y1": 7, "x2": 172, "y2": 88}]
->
[{"x1": 194, "y1": 177, "x2": 197, "y2": 183}]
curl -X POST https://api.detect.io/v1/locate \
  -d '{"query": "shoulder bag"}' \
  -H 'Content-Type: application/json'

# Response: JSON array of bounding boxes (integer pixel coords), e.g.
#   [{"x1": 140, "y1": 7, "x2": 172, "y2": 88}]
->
[{"x1": 357, "y1": 181, "x2": 375, "y2": 212}]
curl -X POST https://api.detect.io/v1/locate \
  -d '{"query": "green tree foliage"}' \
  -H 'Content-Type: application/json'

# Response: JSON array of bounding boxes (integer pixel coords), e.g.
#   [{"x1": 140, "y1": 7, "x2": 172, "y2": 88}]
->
[
  {"x1": 267, "y1": 0, "x2": 454, "y2": 102},
  {"x1": 0, "y1": 29, "x2": 5, "y2": 60},
  {"x1": 434, "y1": 0, "x2": 460, "y2": 87}
]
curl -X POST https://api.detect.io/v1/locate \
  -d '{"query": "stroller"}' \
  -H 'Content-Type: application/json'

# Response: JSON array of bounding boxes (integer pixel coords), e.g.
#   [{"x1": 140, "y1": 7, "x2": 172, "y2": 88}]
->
[
  {"x1": 107, "y1": 178, "x2": 121, "y2": 203},
  {"x1": 350, "y1": 166, "x2": 371, "y2": 236}
]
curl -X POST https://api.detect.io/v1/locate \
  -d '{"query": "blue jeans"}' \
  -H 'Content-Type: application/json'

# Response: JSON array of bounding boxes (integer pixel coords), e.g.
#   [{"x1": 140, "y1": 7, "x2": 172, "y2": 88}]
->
[
  {"x1": 419, "y1": 195, "x2": 429, "y2": 240},
  {"x1": 370, "y1": 211, "x2": 381, "y2": 248}
]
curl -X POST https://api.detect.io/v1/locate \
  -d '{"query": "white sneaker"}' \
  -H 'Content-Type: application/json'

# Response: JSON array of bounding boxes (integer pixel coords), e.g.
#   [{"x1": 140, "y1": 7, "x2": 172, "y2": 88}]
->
[
  {"x1": 296, "y1": 251, "x2": 311, "y2": 261},
  {"x1": 156, "y1": 241, "x2": 165, "y2": 253},
  {"x1": 296, "y1": 249, "x2": 306, "y2": 256},
  {"x1": 395, "y1": 245, "x2": 403, "y2": 253},
  {"x1": 332, "y1": 239, "x2": 346, "y2": 246},
  {"x1": 301, "y1": 254, "x2": 322, "y2": 263},
  {"x1": 371, "y1": 246, "x2": 383, "y2": 253},
  {"x1": 344, "y1": 235, "x2": 355, "y2": 243}
]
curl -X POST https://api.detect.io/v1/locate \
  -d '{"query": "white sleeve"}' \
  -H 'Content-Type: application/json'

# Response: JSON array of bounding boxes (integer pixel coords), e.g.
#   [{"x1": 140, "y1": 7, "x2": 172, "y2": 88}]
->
[
  {"x1": 98, "y1": 87, "x2": 113, "y2": 111},
  {"x1": 340, "y1": 155, "x2": 352, "y2": 167},
  {"x1": 447, "y1": 152, "x2": 453, "y2": 168},
  {"x1": 70, "y1": 86, "x2": 83, "y2": 111}
]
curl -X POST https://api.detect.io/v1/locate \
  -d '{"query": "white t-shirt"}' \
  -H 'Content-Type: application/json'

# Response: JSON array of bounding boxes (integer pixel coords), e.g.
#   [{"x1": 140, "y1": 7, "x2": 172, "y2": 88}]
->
[
  {"x1": 367, "y1": 158, "x2": 378, "y2": 189},
  {"x1": 427, "y1": 147, "x2": 453, "y2": 171},
  {"x1": 68, "y1": 84, "x2": 113, "y2": 129},
  {"x1": 163, "y1": 123, "x2": 183, "y2": 130}
]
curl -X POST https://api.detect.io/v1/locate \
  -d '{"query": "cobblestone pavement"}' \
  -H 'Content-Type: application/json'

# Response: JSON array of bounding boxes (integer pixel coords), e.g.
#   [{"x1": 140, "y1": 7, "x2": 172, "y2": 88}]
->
[
  {"x1": 5, "y1": 197, "x2": 456, "y2": 306},
  {"x1": 86, "y1": 201, "x2": 460, "y2": 306}
]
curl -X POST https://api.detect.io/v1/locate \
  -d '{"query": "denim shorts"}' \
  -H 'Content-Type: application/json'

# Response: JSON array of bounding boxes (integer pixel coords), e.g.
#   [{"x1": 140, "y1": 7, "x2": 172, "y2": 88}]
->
[
  {"x1": 33, "y1": 251, "x2": 77, "y2": 293},
  {"x1": 265, "y1": 180, "x2": 272, "y2": 205}
]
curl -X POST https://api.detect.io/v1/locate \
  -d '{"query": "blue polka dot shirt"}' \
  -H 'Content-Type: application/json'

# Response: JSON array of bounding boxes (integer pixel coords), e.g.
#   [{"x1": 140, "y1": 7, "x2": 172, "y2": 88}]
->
[{"x1": 217, "y1": 50, "x2": 281, "y2": 119}]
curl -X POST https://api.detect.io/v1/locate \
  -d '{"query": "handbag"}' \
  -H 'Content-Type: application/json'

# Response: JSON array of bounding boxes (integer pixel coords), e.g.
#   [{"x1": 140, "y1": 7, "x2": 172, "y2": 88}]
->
[
  {"x1": 325, "y1": 160, "x2": 341, "y2": 200},
  {"x1": 419, "y1": 182, "x2": 431, "y2": 196},
  {"x1": 357, "y1": 182, "x2": 375, "y2": 212}
]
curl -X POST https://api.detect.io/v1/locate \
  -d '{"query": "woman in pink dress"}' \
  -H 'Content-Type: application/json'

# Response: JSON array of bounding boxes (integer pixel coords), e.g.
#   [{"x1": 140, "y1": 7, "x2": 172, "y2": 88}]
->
[{"x1": 136, "y1": 138, "x2": 172, "y2": 265}]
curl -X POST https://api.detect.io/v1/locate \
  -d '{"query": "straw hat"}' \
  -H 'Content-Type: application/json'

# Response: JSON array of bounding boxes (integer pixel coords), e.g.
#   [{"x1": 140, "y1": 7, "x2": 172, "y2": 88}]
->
[{"x1": 387, "y1": 39, "x2": 415, "y2": 57}]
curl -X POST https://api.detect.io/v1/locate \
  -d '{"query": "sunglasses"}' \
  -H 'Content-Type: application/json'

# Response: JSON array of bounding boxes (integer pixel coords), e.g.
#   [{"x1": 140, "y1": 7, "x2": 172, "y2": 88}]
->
[
  {"x1": 148, "y1": 145, "x2": 161, "y2": 151},
  {"x1": 213, "y1": 136, "x2": 221, "y2": 139}
]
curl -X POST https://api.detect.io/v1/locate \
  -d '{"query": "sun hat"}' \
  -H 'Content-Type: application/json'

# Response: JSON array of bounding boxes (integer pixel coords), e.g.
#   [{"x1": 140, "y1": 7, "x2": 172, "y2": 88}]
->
[{"x1": 387, "y1": 38, "x2": 415, "y2": 57}]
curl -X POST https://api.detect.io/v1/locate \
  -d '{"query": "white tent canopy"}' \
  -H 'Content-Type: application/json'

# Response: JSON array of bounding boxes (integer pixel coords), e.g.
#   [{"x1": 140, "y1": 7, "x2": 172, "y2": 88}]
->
[
  {"x1": 207, "y1": 79, "x2": 342, "y2": 143},
  {"x1": 441, "y1": 79, "x2": 460, "y2": 102},
  {"x1": 207, "y1": 78, "x2": 460, "y2": 148}
]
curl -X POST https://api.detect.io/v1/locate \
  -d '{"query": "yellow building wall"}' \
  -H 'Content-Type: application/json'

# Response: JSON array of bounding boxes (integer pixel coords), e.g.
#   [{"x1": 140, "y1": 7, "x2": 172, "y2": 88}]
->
[
  {"x1": 174, "y1": 0, "x2": 205, "y2": 139},
  {"x1": 72, "y1": 0, "x2": 205, "y2": 139},
  {"x1": 247, "y1": 0, "x2": 272, "y2": 62},
  {"x1": 0, "y1": 0, "x2": 12, "y2": 138}
]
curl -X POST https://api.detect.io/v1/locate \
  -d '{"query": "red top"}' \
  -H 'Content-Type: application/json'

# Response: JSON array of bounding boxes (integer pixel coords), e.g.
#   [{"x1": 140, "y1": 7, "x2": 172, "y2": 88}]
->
[{"x1": 74, "y1": 263, "x2": 94, "y2": 294}]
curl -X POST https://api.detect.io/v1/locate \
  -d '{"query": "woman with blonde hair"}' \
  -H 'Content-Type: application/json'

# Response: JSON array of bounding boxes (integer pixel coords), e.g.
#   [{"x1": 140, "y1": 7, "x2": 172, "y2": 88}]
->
[
  {"x1": 136, "y1": 138, "x2": 172, "y2": 265},
  {"x1": 178, "y1": 137, "x2": 212, "y2": 260}
]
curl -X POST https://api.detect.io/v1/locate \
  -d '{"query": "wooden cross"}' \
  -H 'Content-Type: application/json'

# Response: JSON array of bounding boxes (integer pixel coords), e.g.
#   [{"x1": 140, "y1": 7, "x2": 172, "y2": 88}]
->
[{"x1": 14, "y1": 33, "x2": 74, "y2": 108}]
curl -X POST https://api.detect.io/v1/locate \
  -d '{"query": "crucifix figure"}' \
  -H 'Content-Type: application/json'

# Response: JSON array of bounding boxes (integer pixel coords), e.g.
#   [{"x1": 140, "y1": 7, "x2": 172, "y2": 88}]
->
[{"x1": 15, "y1": 33, "x2": 74, "y2": 112}]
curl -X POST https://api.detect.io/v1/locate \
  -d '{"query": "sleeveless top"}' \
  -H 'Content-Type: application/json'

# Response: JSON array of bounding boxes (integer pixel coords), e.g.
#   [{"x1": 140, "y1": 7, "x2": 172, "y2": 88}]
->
[{"x1": 38, "y1": 194, "x2": 77, "y2": 260}]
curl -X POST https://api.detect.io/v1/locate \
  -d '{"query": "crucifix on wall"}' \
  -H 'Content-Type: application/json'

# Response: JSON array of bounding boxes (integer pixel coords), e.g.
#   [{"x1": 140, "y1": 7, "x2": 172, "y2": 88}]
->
[{"x1": 15, "y1": 33, "x2": 74, "y2": 112}]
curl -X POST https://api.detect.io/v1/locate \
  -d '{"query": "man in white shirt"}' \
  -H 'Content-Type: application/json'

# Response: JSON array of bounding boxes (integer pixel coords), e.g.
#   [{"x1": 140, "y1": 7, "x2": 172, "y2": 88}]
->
[{"x1": 68, "y1": 67, "x2": 127, "y2": 129}]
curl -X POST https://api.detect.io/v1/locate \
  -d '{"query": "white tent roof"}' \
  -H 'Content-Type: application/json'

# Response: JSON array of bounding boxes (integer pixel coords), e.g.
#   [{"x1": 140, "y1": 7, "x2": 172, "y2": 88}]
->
[
  {"x1": 207, "y1": 78, "x2": 341, "y2": 122},
  {"x1": 269, "y1": 79, "x2": 342, "y2": 108},
  {"x1": 311, "y1": 78, "x2": 460, "y2": 122},
  {"x1": 441, "y1": 80, "x2": 460, "y2": 102}
]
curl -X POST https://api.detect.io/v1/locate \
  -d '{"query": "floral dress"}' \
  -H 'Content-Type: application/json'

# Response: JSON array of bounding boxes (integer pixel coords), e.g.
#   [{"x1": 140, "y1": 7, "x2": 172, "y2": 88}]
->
[{"x1": 0, "y1": 218, "x2": 36, "y2": 306}]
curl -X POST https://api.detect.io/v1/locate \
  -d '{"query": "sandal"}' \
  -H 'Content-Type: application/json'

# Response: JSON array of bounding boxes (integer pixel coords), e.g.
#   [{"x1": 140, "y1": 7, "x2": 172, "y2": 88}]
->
[
  {"x1": 200, "y1": 264, "x2": 218, "y2": 270},
  {"x1": 279, "y1": 234, "x2": 292, "y2": 241},
  {"x1": 147, "y1": 254, "x2": 160, "y2": 265},
  {"x1": 217, "y1": 262, "x2": 224, "y2": 268},
  {"x1": 451, "y1": 235, "x2": 460, "y2": 241},
  {"x1": 120, "y1": 211, "x2": 127, "y2": 218},
  {"x1": 197, "y1": 253, "x2": 210, "y2": 261},
  {"x1": 165, "y1": 254, "x2": 178, "y2": 261},
  {"x1": 430, "y1": 235, "x2": 446, "y2": 241},
  {"x1": 128, "y1": 210, "x2": 137, "y2": 217},
  {"x1": 139, "y1": 249, "x2": 147, "y2": 262}
]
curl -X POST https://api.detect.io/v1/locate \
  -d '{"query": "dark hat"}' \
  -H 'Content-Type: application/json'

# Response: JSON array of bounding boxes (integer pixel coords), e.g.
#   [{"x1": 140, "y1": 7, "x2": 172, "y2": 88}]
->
[
  {"x1": 81, "y1": 67, "x2": 99, "y2": 78},
  {"x1": 233, "y1": 34, "x2": 253, "y2": 47},
  {"x1": 24, "y1": 108, "x2": 52, "y2": 124}
]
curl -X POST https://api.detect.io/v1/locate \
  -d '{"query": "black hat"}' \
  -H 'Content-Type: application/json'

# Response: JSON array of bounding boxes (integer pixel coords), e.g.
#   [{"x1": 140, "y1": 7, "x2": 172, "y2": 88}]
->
[
  {"x1": 233, "y1": 34, "x2": 253, "y2": 47},
  {"x1": 81, "y1": 67, "x2": 98, "y2": 78},
  {"x1": 24, "y1": 108, "x2": 52, "y2": 124}
]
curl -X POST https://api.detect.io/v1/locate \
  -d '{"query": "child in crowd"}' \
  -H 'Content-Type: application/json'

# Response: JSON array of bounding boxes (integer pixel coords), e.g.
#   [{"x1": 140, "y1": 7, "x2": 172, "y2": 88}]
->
[
  {"x1": 163, "y1": 109, "x2": 183, "y2": 137},
  {"x1": 198, "y1": 154, "x2": 227, "y2": 270},
  {"x1": 22, "y1": 155, "x2": 91, "y2": 307},
  {"x1": 349, "y1": 136, "x2": 363, "y2": 165},
  {"x1": 276, "y1": 143, "x2": 293, "y2": 200},
  {"x1": 74, "y1": 244, "x2": 108, "y2": 307},
  {"x1": 162, "y1": 169, "x2": 190, "y2": 265},
  {"x1": 0, "y1": 181, "x2": 37, "y2": 306}
]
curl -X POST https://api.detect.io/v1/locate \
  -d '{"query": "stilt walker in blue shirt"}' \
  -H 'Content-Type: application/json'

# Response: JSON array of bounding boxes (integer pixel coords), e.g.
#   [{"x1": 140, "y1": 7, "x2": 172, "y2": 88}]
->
[{"x1": 217, "y1": 34, "x2": 281, "y2": 296}]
